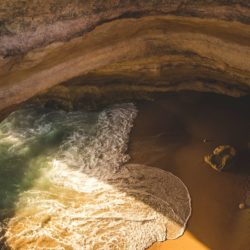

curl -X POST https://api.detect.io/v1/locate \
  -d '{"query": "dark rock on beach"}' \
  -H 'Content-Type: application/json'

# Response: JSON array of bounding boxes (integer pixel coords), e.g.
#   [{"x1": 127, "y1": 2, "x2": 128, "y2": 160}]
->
[{"x1": 204, "y1": 145, "x2": 236, "y2": 172}]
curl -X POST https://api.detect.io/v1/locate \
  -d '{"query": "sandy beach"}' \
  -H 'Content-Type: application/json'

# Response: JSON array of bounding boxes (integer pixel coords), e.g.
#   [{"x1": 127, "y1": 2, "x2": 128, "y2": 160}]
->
[
  {"x1": 128, "y1": 92, "x2": 250, "y2": 250},
  {"x1": 0, "y1": 91, "x2": 249, "y2": 249}
]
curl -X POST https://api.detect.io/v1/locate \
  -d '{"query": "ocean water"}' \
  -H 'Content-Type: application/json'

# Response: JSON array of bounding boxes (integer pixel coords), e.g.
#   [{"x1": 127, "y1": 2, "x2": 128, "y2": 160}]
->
[{"x1": 0, "y1": 103, "x2": 191, "y2": 250}]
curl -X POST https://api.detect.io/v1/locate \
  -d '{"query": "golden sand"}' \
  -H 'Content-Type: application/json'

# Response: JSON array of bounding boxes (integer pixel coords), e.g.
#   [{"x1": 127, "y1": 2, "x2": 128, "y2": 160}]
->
[{"x1": 128, "y1": 92, "x2": 250, "y2": 250}]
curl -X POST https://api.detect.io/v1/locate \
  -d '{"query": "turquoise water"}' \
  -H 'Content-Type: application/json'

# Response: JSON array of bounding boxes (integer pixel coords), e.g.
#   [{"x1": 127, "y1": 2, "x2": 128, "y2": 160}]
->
[
  {"x1": 0, "y1": 106, "x2": 98, "y2": 213},
  {"x1": 0, "y1": 103, "x2": 191, "y2": 250}
]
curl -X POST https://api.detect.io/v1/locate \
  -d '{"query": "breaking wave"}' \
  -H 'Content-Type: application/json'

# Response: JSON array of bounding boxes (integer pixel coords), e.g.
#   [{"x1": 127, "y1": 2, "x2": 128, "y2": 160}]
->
[{"x1": 0, "y1": 103, "x2": 191, "y2": 249}]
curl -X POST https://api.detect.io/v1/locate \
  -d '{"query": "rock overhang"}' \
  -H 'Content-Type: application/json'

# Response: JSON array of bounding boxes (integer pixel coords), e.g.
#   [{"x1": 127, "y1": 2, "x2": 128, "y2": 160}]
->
[{"x1": 0, "y1": 1, "x2": 250, "y2": 112}]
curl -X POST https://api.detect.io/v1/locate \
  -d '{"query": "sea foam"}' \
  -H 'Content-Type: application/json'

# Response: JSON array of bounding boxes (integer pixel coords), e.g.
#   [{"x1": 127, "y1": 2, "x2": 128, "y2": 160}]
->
[{"x1": 0, "y1": 103, "x2": 191, "y2": 250}]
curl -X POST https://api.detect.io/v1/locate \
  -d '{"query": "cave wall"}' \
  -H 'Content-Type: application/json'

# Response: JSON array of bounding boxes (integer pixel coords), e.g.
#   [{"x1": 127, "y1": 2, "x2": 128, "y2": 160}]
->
[{"x1": 0, "y1": 1, "x2": 250, "y2": 111}]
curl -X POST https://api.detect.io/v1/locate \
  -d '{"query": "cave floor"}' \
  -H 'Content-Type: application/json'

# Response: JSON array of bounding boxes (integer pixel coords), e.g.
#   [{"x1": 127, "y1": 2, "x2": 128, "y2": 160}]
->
[{"x1": 128, "y1": 92, "x2": 250, "y2": 250}]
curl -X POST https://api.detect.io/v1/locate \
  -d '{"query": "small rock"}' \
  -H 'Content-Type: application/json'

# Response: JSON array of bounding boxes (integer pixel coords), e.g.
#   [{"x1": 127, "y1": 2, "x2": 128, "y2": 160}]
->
[
  {"x1": 238, "y1": 203, "x2": 245, "y2": 209},
  {"x1": 204, "y1": 145, "x2": 236, "y2": 172},
  {"x1": 202, "y1": 138, "x2": 213, "y2": 143}
]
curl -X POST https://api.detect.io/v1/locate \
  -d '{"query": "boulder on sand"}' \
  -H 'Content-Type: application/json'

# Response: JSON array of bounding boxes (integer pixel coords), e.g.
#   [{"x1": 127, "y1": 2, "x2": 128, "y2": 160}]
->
[{"x1": 204, "y1": 145, "x2": 236, "y2": 172}]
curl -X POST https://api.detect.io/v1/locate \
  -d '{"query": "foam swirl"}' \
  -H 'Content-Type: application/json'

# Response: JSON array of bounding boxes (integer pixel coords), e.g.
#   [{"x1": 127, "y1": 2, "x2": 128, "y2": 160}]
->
[{"x1": 0, "y1": 103, "x2": 191, "y2": 250}]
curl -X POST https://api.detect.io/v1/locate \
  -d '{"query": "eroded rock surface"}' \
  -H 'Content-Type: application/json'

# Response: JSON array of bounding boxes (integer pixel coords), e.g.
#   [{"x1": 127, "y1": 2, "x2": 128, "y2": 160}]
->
[
  {"x1": 0, "y1": 1, "x2": 250, "y2": 112},
  {"x1": 1, "y1": 0, "x2": 250, "y2": 57}
]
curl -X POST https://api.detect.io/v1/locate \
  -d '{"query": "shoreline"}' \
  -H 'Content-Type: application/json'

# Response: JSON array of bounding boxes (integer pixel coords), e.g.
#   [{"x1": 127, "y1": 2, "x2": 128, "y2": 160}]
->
[{"x1": 128, "y1": 92, "x2": 250, "y2": 250}]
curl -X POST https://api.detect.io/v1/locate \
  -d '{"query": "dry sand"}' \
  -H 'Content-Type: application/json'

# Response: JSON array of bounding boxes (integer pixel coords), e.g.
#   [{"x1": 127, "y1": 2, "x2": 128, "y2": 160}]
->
[{"x1": 128, "y1": 92, "x2": 250, "y2": 250}]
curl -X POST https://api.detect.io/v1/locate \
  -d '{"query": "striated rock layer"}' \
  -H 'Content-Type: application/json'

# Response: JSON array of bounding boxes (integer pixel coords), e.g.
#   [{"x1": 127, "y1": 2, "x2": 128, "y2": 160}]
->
[
  {"x1": 1, "y1": 0, "x2": 250, "y2": 57},
  {"x1": 0, "y1": 1, "x2": 250, "y2": 112}
]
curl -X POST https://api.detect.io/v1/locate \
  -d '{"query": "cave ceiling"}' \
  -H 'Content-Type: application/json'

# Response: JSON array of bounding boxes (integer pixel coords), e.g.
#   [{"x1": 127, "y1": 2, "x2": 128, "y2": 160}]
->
[{"x1": 0, "y1": 0, "x2": 250, "y2": 111}]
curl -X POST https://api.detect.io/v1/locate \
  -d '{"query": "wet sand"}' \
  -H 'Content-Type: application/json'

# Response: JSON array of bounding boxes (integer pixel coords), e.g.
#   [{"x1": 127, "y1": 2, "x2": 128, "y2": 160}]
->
[{"x1": 128, "y1": 92, "x2": 250, "y2": 250}]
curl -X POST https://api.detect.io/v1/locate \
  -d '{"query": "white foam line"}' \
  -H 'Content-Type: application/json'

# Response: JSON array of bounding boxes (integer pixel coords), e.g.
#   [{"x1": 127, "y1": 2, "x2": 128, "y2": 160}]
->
[{"x1": 1, "y1": 103, "x2": 192, "y2": 250}]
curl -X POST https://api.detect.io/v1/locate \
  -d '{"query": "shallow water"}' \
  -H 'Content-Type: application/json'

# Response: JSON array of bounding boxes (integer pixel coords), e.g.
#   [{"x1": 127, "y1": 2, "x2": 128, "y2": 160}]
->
[{"x1": 0, "y1": 103, "x2": 191, "y2": 249}]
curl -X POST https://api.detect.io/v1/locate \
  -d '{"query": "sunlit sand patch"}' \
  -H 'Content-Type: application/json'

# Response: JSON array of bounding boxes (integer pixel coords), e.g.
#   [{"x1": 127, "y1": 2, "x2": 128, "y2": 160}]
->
[{"x1": 0, "y1": 103, "x2": 191, "y2": 249}]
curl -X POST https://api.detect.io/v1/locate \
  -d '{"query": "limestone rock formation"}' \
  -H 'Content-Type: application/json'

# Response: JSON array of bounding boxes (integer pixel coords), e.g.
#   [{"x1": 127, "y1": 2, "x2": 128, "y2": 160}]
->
[
  {"x1": 204, "y1": 145, "x2": 236, "y2": 172},
  {"x1": 0, "y1": 1, "x2": 250, "y2": 112}
]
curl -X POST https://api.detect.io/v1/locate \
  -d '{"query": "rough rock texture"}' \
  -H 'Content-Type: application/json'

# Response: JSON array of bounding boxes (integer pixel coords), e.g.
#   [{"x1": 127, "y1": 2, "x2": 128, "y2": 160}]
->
[
  {"x1": 0, "y1": 1, "x2": 250, "y2": 111},
  {"x1": 1, "y1": 0, "x2": 250, "y2": 57},
  {"x1": 204, "y1": 145, "x2": 237, "y2": 171}
]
